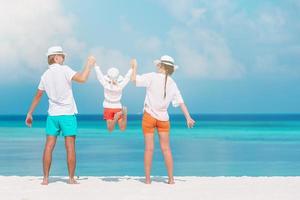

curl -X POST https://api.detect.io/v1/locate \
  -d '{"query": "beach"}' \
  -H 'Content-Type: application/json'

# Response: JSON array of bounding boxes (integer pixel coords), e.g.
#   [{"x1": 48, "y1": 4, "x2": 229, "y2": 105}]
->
[
  {"x1": 1, "y1": 115, "x2": 300, "y2": 199},
  {"x1": 1, "y1": 176, "x2": 300, "y2": 200}
]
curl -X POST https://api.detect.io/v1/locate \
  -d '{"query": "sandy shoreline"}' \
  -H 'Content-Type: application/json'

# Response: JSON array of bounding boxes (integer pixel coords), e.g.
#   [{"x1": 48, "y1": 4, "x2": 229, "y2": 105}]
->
[{"x1": 1, "y1": 176, "x2": 300, "y2": 200}]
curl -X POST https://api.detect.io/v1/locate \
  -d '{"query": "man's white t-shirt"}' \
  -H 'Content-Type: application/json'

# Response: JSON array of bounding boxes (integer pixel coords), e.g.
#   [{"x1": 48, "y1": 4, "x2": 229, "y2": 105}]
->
[
  {"x1": 136, "y1": 72, "x2": 184, "y2": 121},
  {"x1": 38, "y1": 64, "x2": 78, "y2": 116},
  {"x1": 95, "y1": 66, "x2": 132, "y2": 109}
]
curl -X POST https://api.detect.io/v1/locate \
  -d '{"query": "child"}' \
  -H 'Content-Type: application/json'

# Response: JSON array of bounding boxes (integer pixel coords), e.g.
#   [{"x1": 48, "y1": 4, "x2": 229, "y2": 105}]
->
[
  {"x1": 25, "y1": 46, "x2": 96, "y2": 185},
  {"x1": 94, "y1": 62, "x2": 133, "y2": 132},
  {"x1": 131, "y1": 55, "x2": 195, "y2": 184}
]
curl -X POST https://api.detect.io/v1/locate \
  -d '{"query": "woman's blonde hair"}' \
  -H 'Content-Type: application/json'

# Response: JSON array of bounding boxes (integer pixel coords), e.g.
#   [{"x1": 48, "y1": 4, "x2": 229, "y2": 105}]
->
[{"x1": 161, "y1": 63, "x2": 175, "y2": 99}]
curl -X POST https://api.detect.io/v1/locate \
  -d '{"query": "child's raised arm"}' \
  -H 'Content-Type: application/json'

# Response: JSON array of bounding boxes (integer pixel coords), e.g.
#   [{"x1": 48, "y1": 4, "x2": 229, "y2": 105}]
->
[
  {"x1": 94, "y1": 64, "x2": 106, "y2": 86},
  {"x1": 119, "y1": 68, "x2": 133, "y2": 89},
  {"x1": 130, "y1": 58, "x2": 137, "y2": 82}
]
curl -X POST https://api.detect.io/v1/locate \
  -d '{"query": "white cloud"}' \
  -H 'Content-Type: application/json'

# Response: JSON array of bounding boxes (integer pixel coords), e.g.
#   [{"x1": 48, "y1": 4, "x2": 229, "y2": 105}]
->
[
  {"x1": 0, "y1": 0, "x2": 83, "y2": 81},
  {"x1": 90, "y1": 47, "x2": 131, "y2": 75},
  {"x1": 169, "y1": 28, "x2": 245, "y2": 79},
  {"x1": 120, "y1": 16, "x2": 133, "y2": 34},
  {"x1": 159, "y1": 0, "x2": 206, "y2": 25},
  {"x1": 135, "y1": 36, "x2": 161, "y2": 53},
  {"x1": 160, "y1": 0, "x2": 195, "y2": 20}
]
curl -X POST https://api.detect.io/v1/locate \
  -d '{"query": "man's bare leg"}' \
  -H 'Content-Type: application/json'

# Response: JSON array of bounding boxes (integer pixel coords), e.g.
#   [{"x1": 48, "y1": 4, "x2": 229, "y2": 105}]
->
[
  {"x1": 65, "y1": 136, "x2": 78, "y2": 184},
  {"x1": 42, "y1": 136, "x2": 57, "y2": 185}
]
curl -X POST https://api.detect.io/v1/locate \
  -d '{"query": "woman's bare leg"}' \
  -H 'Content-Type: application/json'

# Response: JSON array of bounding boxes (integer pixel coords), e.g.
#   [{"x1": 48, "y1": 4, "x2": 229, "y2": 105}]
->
[
  {"x1": 158, "y1": 132, "x2": 174, "y2": 184},
  {"x1": 144, "y1": 133, "x2": 154, "y2": 184}
]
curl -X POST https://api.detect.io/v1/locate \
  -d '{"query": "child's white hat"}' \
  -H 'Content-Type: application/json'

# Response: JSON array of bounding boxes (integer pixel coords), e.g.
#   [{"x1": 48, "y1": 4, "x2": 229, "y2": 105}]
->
[
  {"x1": 153, "y1": 55, "x2": 179, "y2": 70},
  {"x1": 46, "y1": 46, "x2": 67, "y2": 57},
  {"x1": 104, "y1": 67, "x2": 124, "y2": 82}
]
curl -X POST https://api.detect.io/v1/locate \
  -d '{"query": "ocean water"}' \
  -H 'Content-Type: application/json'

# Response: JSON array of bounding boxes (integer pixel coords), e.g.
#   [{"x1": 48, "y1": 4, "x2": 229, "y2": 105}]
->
[{"x1": 0, "y1": 114, "x2": 300, "y2": 176}]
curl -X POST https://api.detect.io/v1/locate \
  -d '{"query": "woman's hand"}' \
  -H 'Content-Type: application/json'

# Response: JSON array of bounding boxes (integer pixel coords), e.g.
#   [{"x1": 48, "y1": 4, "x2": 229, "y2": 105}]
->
[{"x1": 186, "y1": 117, "x2": 195, "y2": 128}]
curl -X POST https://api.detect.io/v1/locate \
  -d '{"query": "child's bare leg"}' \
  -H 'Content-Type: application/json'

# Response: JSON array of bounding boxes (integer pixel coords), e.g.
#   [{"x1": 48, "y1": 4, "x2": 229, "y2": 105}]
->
[
  {"x1": 106, "y1": 120, "x2": 116, "y2": 132},
  {"x1": 118, "y1": 107, "x2": 127, "y2": 131},
  {"x1": 158, "y1": 132, "x2": 174, "y2": 184},
  {"x1": 144, "y1": 133, "x2": 154, "y2": 184}
]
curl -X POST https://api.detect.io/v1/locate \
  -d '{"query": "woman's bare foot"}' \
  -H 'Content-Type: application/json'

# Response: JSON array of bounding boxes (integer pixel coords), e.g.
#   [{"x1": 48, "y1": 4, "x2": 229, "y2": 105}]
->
[
  {"x1": 168, "y1": 178, "x2": 175, "y2": 184},
  {"x1": 41, "y1": 177, "x2": 49, "y2": 185},
  {"x1": 68, "y1": 178, "x2": 79, "y2": 184},
  {"x1": 145, "y1": 179, "x2": 151, "y2": 184}
]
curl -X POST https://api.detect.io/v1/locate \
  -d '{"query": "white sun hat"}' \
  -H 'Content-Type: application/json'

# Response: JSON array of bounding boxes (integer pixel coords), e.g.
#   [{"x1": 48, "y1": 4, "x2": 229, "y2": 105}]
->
[
  {"x1": 153, "y1": 55, "x2": 179, "y2": 70},
  {"x1": 46, "y1": 46, "x2": 67, "y2": 57},
  {"x1": 104, "y1": 67, "x2": 124, "y2": 83}
]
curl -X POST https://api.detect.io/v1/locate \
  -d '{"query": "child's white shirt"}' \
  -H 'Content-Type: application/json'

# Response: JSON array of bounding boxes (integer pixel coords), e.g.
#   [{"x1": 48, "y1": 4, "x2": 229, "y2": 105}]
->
[
  {"x1": 95, "y1": 66, "x2": 132, "y2": 109},
  {"x1": 136, "y1": 72, "x2": 184, "y2": 121},
  {"x1": 38, "y1": 64, "x2": 78, "y2": 116}
]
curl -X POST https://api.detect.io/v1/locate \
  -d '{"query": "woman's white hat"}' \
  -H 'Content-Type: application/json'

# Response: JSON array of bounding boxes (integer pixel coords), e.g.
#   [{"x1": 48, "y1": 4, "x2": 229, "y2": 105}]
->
[
  {"x1": 153, "y1": 55, "x2": 179, "y2": 70},
  {"x1": 104, "y1": 67, "x2": 124, "y2": 82},
  {"x1": 46, "y1": 46, "x2": 67, "y2": 57}
]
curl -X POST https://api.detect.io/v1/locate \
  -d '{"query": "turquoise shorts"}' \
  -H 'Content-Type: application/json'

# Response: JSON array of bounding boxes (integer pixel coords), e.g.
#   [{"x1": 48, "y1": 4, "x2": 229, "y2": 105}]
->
[{"x1": 46, "y1": 115, "x2": 77, "y2": 137}]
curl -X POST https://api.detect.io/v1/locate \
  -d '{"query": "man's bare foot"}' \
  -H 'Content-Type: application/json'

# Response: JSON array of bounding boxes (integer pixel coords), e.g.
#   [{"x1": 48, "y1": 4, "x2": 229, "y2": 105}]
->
[
  {"x1": 68, "y1": 178, "x2": 79, "y2": 184},
  {"x1": 41, "y1": 177, "x2": 49, "y2": 185}
]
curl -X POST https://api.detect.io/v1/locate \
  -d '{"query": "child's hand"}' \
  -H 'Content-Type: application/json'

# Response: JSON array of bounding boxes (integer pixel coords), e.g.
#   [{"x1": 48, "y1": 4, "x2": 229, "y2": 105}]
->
[
  {"x1": 186, "y1": 117, "x2": 195, "y2": 128},
  {"x1": 130, "y1": 59, "x2": 137, "y2": 69},
  {"x1": 87, "y1": 56, "x2": 96, "y2": 67},
  {"x1": 25, "y1": 114, "x2": 33, "y2": 128}
]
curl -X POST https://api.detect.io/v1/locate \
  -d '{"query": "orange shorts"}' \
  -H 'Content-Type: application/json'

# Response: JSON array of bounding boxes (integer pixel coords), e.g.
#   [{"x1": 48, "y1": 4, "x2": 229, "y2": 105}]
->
[
  {"x1": 142, "y1": 112, "x2": 170, "y2": 134},
  {"x1": 103, "y1": 108, "x2": 122, "y2": 121}
]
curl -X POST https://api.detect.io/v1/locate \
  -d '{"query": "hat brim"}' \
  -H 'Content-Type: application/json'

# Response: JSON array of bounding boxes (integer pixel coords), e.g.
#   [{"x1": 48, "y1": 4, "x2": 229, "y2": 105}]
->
[
  {"x1": 153, "y1": 60, "x2": 179, "y2": 70},
  {"x1": 104, "y1": 74, "x2": 123, "y2": 82},
  {"x1": 46, "y1": 52, "x2": 67, "y2": 57}
]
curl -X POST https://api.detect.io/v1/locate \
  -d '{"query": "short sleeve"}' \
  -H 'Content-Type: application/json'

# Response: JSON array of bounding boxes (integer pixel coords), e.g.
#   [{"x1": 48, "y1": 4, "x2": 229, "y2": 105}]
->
[
  {"x1": 38, "y1": 78, "x2": 45, "y2": 91},
  {"x1": 63, "y1": 65, "x2": 77, "y2": 82},
  {"x1": 172, "y1": 84, "x2": 184, "y2": 107},
  {"x1": 136, "y1": 73, "x2": 153, "y2": 88}
]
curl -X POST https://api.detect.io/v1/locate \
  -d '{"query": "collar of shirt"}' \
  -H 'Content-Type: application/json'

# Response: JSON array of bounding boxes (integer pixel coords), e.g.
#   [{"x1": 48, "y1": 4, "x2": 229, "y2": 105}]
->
[{"x1": 48, "y1": 63, "x2": 61, "y2": 68}]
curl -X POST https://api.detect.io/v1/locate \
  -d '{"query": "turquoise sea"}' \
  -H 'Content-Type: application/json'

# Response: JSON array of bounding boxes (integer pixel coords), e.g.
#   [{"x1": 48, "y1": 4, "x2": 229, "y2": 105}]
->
[{"x1": 0, "y1": 114, "x2": 300, "y2": 176}]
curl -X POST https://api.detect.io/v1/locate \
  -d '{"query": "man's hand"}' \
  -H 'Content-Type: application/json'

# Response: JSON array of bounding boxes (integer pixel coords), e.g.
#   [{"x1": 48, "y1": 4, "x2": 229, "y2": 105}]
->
[
  {"x1": 25, "y1": 113, "x2": 33, "y2": 128},
  {"x1": 87, "y1": 56, "x2": 96, "y2": 68},
  {"x1": 130, "y1": 58, "x2": 137, "y2": 69}
]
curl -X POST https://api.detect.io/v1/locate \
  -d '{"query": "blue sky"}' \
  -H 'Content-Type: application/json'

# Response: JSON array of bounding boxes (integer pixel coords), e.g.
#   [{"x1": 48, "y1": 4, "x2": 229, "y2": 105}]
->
[{"x1": 0, "y1": 0, "x2": 299, "y2": 114}]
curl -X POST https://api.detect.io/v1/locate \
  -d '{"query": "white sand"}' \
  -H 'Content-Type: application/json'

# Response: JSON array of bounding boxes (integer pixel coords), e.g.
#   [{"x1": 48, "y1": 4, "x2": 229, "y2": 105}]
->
[{"x1": 1, "y1": 176, "x2": 299, "y2": 200}]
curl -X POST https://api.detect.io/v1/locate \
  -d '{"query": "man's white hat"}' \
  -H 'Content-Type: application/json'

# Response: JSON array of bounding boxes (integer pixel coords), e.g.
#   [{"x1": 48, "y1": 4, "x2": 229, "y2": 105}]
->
[
  {"x1": 153, "y1": 55, "x2": 178, "y2": 70},
  {"x1": 46, "y1": 46, "x2": 67, "y2": 57}
]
